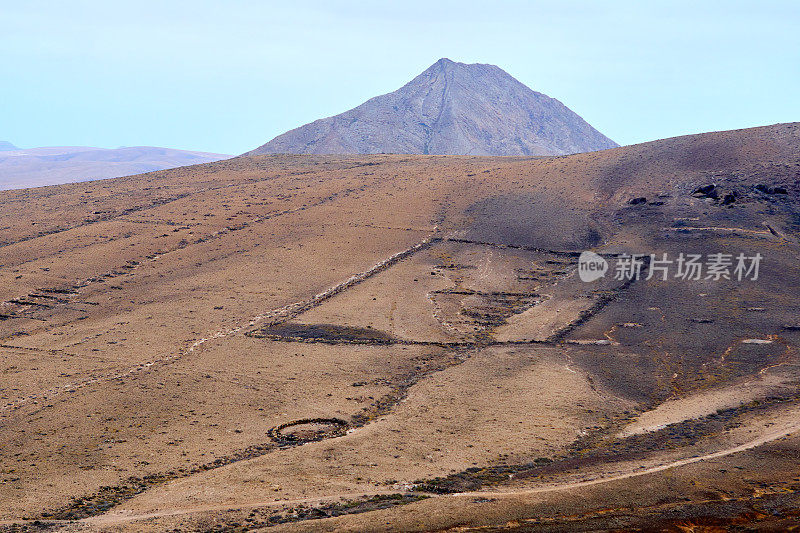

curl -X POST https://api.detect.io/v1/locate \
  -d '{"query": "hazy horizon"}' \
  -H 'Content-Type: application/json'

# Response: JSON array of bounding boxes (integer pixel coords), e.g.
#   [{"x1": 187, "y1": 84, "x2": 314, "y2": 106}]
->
[{"x1": 3, "y1": 0, "x2": 799, "y2": 154}]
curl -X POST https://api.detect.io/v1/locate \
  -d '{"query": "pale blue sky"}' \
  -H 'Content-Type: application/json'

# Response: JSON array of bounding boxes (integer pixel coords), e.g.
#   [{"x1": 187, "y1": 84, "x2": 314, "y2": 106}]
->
[{"x1": 2, "y1": 0, "x2": 798, "y2": 154}]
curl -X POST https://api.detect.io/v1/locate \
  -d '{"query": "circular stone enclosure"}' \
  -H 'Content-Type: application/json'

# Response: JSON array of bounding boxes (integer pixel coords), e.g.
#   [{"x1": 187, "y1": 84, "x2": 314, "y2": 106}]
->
[{"x1": 268, "y1": 418, "x2": 349, "y2": 444}]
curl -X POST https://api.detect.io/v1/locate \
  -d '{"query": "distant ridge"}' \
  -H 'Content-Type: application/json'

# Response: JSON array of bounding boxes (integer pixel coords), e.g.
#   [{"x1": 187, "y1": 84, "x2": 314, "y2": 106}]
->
[
  {"x1": 247, "y1": 58, "x2": 617, "y2": 156},
  {"x1": 0, "y1": 141, "x2": 18, "y2": 151},
  {"x1": 0, "y1": 145, "x2": 230, "y2": 190}
]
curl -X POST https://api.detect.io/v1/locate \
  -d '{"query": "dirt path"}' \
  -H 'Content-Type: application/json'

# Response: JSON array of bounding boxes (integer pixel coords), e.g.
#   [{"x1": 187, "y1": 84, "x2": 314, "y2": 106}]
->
[
  {"x1": 71, "y1": 408, "x2": 800, "y2": 528},
  {"x1": 81, "y1": 489, "x2": 404, "y2": 528},
  {"x1": 462, "y1": 415, "x2": 800, "y2": 499}
]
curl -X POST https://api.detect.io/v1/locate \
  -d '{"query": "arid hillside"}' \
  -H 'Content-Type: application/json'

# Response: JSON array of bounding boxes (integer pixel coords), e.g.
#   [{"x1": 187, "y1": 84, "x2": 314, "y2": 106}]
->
[{"x1": 1, "y1": 123, "x2": 800, "y2": 531}]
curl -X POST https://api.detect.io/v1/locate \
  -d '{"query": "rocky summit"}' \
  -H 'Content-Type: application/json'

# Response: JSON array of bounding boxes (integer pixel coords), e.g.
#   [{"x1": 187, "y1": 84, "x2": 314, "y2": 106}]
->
[{"x1": 247, "y1": 58, "x2": 618, "y2": 156}]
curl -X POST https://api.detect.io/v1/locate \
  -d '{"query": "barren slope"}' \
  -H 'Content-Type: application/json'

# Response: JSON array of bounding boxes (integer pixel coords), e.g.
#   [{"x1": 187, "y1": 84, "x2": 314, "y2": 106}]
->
[{"x1": 1, "y1": 123, "x2": 799, "y2": 531}]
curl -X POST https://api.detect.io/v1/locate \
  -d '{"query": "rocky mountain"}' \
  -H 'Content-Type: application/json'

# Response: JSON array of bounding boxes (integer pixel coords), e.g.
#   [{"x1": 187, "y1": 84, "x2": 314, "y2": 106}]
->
[
  {"x1": 0, "y1": 145, "x2": 230, "y2": 190},
  {"x1": 248, "y1": 58, "x2": 617, "y2": 156}
]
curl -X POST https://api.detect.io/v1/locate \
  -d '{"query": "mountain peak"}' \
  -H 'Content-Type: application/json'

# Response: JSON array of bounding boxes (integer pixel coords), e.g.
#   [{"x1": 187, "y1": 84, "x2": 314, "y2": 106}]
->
[
  {"x1": 431, "y1": 57, "x2": 466, "y2": 71},
  {"x1": 429, "y1": 57, "x2": 490, "y2": 69},
  {"x1": 0, "y1": 141, "x2": 19, "y2": 151},
  {"x1": 247, "y1": 60, "x2": 617, "y2": 156}
]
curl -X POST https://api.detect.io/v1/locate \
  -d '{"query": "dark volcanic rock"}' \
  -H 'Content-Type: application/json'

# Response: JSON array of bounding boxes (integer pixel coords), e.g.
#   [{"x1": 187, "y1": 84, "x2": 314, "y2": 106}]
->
[
  {"x1": 692, "y1": 184, "x2": 718, "y2": 198},
  {"x1": 755, "y1": 184, "x2": 788, "y2": 195},
  {"x1": 247, "y1": 58, "x2": 618, "y2": 156}
]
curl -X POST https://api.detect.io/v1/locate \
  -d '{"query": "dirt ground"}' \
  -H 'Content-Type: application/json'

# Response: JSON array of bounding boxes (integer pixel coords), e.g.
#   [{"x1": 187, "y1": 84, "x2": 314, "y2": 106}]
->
[{"x1": 1, "y1": 123, "x2": 800, "y2": 531}]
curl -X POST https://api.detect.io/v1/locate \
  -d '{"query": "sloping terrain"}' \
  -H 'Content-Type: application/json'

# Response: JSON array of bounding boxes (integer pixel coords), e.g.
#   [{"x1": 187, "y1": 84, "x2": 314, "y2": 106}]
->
[
  {"x1": 0, "y1": 146, "x2": 230, "y2": 191},
  {"x1": 248, "y1": 59, "x2": 617, "y2": 156},
  {"x1": 0, "y1": 123, "x2": 799, "y2": 531}
]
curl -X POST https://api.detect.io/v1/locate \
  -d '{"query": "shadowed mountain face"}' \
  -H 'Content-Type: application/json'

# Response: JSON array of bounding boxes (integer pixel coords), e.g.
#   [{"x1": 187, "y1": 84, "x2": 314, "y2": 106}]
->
[
  {"x1": 0, "y1": 145, "x2": 230, "y2": 190},
  {"x1": 0, "y1": 141, "x2": 18, "y2": 151},
  {"x1": 248, "y1": 58, "x2": 618, "y2": 156}
]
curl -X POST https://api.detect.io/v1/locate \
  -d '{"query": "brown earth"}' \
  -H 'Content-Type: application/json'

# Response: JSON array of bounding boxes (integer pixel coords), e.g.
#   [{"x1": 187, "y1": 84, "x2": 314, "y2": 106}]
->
[{"x1": 1, "y1": 123, "x2": 799, "y2": 531}]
